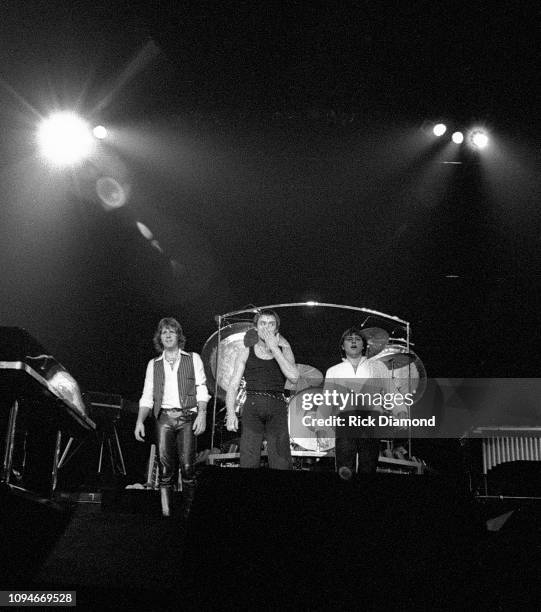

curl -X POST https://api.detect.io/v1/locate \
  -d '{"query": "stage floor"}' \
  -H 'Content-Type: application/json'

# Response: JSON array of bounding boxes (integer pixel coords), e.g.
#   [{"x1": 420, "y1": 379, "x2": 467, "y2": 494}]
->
[{"x1": 5, "y1": 469, "x2": 540, "y2": 611}]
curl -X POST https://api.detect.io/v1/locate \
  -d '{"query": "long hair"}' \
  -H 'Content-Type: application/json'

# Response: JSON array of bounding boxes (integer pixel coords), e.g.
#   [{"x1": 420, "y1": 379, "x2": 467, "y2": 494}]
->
[{"x1": 153, "y1": 317, "x2": 186, "y2": 352}]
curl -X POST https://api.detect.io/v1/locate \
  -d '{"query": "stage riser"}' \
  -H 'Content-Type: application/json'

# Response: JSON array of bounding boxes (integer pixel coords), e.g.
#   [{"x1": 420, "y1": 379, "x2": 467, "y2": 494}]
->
[{"x1": 179, "y1": 467, "x2": 481, "y2": 607}]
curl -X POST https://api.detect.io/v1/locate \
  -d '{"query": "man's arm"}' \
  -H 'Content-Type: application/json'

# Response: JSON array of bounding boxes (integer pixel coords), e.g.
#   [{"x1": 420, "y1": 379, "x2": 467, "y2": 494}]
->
[
  {"x1": 262, "y1": 330, "x2": 299, "y2": 384},
  {"x1": 192, "y1": 353, "x2": 210, "y2": 435},
  {"x1": 135, "y1": 360, "x2": 154, "y2": 441},
  {"x1": 225, "y1": 346, "x2": 249, "y2": 432}
]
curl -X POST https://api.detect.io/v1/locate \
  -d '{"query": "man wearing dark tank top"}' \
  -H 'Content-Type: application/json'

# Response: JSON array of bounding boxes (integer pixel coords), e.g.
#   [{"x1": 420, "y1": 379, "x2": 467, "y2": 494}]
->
[{"x1": 226, "y1": 310, "x2": 299, "y2": 469}]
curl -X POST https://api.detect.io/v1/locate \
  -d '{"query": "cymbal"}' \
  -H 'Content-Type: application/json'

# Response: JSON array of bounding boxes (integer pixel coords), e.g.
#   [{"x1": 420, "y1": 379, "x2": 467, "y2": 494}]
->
[
  {"x1": 373, "y1": 345, "x2": 427, "y2": 402},
  {"x1": 361, "y1": 327, "x2": 389, "y2": 358},
  {"x1": 377, "y1": 352, "x2": 416, "y2": 368}
]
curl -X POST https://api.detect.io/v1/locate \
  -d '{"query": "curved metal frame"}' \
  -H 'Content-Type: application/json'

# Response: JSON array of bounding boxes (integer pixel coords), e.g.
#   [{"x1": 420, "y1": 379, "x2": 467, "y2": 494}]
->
[{"x1": 209, "y1": 302, "x2": 412, "y2": 451}]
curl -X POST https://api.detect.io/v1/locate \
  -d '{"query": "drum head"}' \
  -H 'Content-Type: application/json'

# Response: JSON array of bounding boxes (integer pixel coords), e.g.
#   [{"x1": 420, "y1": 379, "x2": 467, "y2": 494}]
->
[
  {"x1": 288, "y1": 387, "x2": 335, "y2": 452},
  {"x1": 284, "y1": 363, "x2": 324, "y2": 392},
  {"x1": 201, "y1": 321, "x2": 254, "y2": 400}
]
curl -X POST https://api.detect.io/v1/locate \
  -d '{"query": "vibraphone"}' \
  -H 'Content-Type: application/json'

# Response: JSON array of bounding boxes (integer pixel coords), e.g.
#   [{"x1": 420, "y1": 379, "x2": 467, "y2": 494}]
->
[{"x1": 474, "y1": 427, "x2": 541, "y2": 474}]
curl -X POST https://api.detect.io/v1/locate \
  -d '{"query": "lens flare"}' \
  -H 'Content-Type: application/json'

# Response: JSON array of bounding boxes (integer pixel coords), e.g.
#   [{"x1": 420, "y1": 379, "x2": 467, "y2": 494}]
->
[
  {"x1": 136, "y1": 221, "x2": 154, "y2": 240},
  {"x1": 96, "y1": 176, "x2": 126, "y2": 209}
]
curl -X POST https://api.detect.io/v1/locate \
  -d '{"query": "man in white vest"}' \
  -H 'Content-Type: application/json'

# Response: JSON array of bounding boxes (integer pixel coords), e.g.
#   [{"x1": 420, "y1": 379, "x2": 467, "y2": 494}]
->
[{"x1": 135, "y1": 318, "x2": 209, "y2": 516}]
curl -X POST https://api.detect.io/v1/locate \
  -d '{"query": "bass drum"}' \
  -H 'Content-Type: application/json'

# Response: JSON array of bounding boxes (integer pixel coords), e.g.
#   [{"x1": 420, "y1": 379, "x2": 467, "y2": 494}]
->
[
  {"x1": 288, "y1": 387, "x2": 335, "y2": 452},
  {"x1": 374, "y1": 344, "x2": 427, "y2": 404}
]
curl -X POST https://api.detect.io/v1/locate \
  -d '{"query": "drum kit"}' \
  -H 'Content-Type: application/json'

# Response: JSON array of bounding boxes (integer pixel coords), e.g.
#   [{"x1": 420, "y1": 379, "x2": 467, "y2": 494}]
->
[{"x1": 201, "y1": 303, "x2": 426, "y2": 452}]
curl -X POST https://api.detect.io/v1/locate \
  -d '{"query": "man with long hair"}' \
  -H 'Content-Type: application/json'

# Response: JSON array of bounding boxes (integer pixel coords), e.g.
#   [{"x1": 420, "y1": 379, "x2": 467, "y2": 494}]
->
[{"x1": 135, "y1": 318, "x2": 209, "y2": 516}]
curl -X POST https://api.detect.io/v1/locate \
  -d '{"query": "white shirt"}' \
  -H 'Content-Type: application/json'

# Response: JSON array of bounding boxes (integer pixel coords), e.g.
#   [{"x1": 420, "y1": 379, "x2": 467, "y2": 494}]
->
[
  {"x1": 323, "y1": 356, "x2": 405, "y2": 415},
  {"x1": 325, "y1": 357, "x2": 380, "y2": 380},
  {"x1": 324, "y1": 356, "x2": 386, "y2": 388},
  {"x1": 139, "y1": 350, "x2": 211, "y2": 411}
]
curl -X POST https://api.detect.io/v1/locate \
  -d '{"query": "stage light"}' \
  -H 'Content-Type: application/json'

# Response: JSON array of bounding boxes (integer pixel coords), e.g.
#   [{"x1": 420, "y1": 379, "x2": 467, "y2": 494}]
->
[
  {"x1": 451, "y1": 131, "x2": 464, "y2": 144},
  {"x1": 433, "y1": 123, "x2": 447, "y2": 137},
  {"x1": 469, "y1": 129, "x2": 489, "y2": 149},
  {"x1": 93, "y1": 125, "x2": 108, "y2": 139},
  {"x1": 37, "y1": 112, "x2": 93, "y2": 165}
]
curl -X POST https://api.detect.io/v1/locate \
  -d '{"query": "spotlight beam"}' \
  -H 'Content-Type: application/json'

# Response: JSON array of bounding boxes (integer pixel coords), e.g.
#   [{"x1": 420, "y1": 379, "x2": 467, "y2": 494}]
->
[
  {"x1": 0, "y1": 75, "x2": 42, "y2": 119},
  {"x1": 91, "y1": 39, "x2": 161, "y2": 115}
]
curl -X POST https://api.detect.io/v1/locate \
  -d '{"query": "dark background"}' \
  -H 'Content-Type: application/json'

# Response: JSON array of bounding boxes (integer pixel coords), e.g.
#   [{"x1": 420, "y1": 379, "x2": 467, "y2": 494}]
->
[{"x1": 1, "y1": 1, "x2": 540, "y2": 405}]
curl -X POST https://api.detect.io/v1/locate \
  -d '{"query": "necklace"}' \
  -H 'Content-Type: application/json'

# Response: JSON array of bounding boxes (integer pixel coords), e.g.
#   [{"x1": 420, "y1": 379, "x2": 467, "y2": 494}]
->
[{"x1": 165, "y1": 351, "x2": 179, "y2": 365}]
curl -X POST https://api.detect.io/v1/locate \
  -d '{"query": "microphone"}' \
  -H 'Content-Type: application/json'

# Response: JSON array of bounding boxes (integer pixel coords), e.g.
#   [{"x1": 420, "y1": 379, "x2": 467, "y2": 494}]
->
[{"x1": 243, "y1": 328, "x2": 259, "y2": 347}]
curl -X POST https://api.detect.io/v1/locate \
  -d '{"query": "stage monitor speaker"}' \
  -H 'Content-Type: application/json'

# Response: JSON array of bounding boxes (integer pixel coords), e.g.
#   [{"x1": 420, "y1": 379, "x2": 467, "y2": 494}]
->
[{"x1": 180, "y1": 467, "x2": 481, "y2": 608}]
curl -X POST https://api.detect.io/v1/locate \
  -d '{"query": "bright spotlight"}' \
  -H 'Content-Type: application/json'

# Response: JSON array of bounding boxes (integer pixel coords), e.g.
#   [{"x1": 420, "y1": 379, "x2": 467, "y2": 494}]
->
[
  {"x1": 451, "y1": 131, "x2": 464, "y2": 144},
  {"x1": 93, "y1": 125, "x2": 108, "y2": 139},
  {"x1": 469, "y1": 130, "x2": 489, "y2": 149},
  {"x1": 433, "y1": 123, "x2": 447, "y2": 137},
  {"x1": 37, "y1": 112, "x2": 93, "y2": 165}
]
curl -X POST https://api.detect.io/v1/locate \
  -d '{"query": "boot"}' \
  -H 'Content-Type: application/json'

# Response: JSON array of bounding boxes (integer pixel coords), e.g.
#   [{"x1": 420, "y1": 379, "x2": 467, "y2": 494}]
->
[
  {"x1": 338, "y1": 466, "x2": 353, "y2": 481},
  {"x1": 180, "y1": 481, "x2": 196, "y2": 520},
  {"x1": 160, "y1": 486, "x2": 171, "y2": 517}
]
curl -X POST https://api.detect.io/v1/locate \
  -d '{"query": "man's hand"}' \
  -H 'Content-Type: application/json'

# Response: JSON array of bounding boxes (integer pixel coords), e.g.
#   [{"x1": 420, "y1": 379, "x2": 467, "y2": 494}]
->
[
  {"x1": 193, "y1": 412, "x2": 206, "y2": 436},
  {"x1": 226, "y1": 412, "x2": 238, "y2": 432},
  {"x1": 260, "y1": 328, "x2": 279, "y2": 350},
  {"x1": 134, "y1": 421, "x2": 145, "y2": 442}
]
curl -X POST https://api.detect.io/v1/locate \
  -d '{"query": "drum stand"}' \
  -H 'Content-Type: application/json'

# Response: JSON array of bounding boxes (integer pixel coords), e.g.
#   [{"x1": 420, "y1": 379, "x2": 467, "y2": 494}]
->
[
  {"x1": 386, "y1": 358, "x2": 413, "y2": 459},
  {"x1": 97, "y1": 423, "x2": 126, "y2": 477}
]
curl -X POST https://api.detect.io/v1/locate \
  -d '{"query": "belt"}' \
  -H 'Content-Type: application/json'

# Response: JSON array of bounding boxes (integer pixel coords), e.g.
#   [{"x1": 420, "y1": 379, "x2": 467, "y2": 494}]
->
[
  {"x1": 160, "y1": 407, "x2": 195, "y2": 413},
  {"x1": 246, "y1": 391, "x2": 287, "y2": 400}
]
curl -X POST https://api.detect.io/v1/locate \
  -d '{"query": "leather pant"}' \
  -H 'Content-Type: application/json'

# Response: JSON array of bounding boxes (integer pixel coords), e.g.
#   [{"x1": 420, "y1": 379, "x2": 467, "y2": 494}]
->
[{"x1": 156, "y1": 409, "x2": 196, "y2": 488}]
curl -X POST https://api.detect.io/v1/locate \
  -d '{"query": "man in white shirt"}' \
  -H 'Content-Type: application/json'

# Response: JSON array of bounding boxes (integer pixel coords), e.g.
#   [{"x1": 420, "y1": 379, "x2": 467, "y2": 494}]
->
[
  {"x1": 324, "y1": 327, "x2": 406, "y2": 479},
  {"x1": 135, "y1": 318, "x2": 210, "y2": 516}
]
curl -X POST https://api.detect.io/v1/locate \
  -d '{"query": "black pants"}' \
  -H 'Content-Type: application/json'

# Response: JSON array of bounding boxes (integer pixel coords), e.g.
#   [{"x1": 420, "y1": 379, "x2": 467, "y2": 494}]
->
[
  {"x1": 240, "y1": 395, "x2": 292, "y2": 470},
  {"x1": 335, "y1": 410, "x2": 380, "y2": 475},
  {"x1": 156, "y1": 409, "x2": 196, "y2": 487}
]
